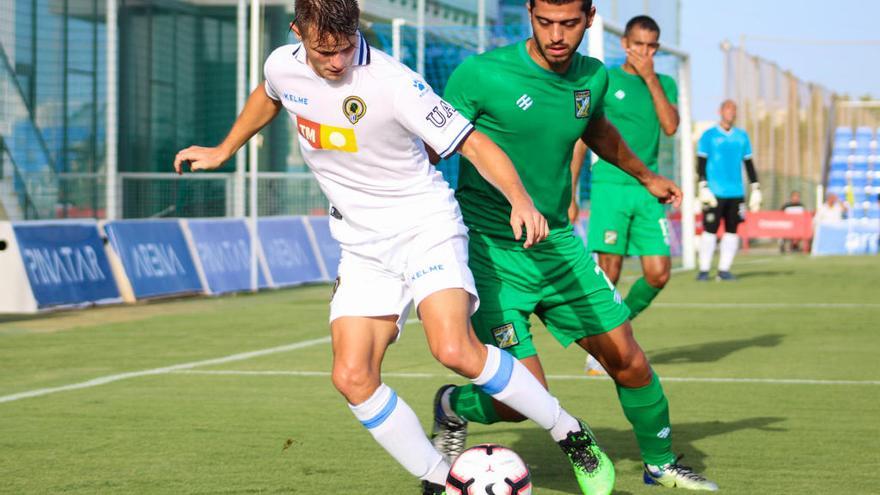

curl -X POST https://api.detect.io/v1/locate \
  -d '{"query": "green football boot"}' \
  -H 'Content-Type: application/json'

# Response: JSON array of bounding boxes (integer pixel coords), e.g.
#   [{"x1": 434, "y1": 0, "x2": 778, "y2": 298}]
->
[
  {"x1": 557, "y1": 420, "x2": 615, "y2": 495},
  {"x1": 421, "y1": 480, "x2": 445, "y2": 495},
  {"x1": 644, "y1": 455, "x2": 718, "y2": 491}
]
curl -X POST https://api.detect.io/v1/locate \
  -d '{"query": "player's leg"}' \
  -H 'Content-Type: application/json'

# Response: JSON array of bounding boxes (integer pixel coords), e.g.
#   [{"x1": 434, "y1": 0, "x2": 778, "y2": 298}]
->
[
  {"x1": 331, "y1": 316, "x2": 451, "y2": 488},
  {"x1": 577, "y1": 325, "x2": 718, "y2": 491},
  {"x1": 717, "y1": 198, "x2": 745, "y2": 280},
  {"x1": 597, "y1": 253, "x2": 624, "y2": 284},
  {"x1": 414, "y1": 236, "x2": 615, "y2": 494},
  {"x1": 625, "y1": 255, "x2": 671, "y2": 318},
  {"x1": 329, "y1": 254, "x2": 451, "y2": 489},
  {"x1": 429, "y1": 236, "x2": 544, "y2": 462},
  {"x1": 697, "y1": 203, "x2": 722, "y2": 279},
  {"x1": 625, "y1": 190, "x2": 672, "y2": 319}
]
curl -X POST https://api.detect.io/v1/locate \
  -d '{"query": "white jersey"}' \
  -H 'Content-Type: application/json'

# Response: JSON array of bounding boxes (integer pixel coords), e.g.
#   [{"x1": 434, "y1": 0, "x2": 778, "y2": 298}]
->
[{"x1": 263, "y1": 33, "x2": 474, "y2": 246}]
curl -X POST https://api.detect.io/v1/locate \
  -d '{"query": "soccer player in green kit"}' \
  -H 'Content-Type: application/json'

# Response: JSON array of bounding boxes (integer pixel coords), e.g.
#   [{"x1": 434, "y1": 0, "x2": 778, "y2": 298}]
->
[
  {"x1": 430, "y1": 0, "x2": 718, "y2": 491},
  {"x1": 574, "y1": 15, "x2": 679, "y2": 324}
]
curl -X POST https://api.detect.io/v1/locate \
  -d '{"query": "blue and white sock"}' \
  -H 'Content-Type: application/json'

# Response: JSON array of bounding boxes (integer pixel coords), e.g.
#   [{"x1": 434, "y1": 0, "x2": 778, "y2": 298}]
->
[
  {"x1": 472, "y1": 345, "x2": 580, "y2": 442},
  {"x1": 349, "y1": 384, "x2": 448, "y2": 485}
]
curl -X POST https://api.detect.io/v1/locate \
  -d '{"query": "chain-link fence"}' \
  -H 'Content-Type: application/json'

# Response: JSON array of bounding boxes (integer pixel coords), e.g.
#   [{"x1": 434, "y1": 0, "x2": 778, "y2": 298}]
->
[
  {"x1": 3, "y1": 1, "x2": 692, "y2": 232},
  {"x1": 723, "y1": 44, "x2": 835, "y2": 210}
]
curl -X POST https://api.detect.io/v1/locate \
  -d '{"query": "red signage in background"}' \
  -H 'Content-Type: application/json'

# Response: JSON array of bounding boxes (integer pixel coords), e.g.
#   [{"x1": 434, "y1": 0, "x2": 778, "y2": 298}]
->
[
  {"x1": 684, "y1": 211, "x2": 814, "y2": 252},
  {"x1": 739, "y1": 211, "x2": 813, "y2": 252}
]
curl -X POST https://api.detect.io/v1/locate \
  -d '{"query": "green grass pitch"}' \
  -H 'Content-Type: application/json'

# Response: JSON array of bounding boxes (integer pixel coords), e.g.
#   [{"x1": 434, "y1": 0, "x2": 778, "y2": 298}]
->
[{"x1": 1, "y1": 254, "x2": 878, "y2": 494}]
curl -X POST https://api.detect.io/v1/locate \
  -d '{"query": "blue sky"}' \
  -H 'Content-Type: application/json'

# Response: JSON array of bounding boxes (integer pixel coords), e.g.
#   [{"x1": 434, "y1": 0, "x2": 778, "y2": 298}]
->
[{"x1": 679, "y1": 0, "x2": 879, "y2": 121}]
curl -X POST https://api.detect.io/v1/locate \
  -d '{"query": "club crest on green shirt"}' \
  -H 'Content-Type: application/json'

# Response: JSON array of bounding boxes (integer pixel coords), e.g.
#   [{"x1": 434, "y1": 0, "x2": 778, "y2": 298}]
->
[{"x1": 574, "y1": 89, "x2": 591, "y2": 119}]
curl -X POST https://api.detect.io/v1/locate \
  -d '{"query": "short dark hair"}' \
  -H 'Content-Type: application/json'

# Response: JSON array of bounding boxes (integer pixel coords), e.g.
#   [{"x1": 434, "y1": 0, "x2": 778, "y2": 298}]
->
[
  {"x1": 294, "y1": 0, "x2": 359, "y2": 43},
  {"x1": 624, "y1": 15, "x2": 660, "y2": 38},
  {"x1": 528, "y1": 0, "x2": 593, "y2": 15}
]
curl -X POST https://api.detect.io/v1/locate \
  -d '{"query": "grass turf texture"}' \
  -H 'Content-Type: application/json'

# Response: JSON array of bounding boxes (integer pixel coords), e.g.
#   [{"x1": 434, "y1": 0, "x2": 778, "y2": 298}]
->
[{"x1": 1, "y1": 254, "x2": 878, "y2": 494}]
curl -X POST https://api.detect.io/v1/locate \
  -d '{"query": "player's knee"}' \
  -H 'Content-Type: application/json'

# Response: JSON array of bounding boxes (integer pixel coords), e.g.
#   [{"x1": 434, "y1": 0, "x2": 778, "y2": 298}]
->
[
  {"x1": 645, "y1": 268, "x2": 670, "y2": 288},
  {"x1": 430, "y1": 339, "x2": 472, "y2": 373},
  {"x1": 607, "y1": 347, "x2": 652, "y2": 388},
  {"x1": 331, "y1": 363, "x2": 378, "y2": 402}
]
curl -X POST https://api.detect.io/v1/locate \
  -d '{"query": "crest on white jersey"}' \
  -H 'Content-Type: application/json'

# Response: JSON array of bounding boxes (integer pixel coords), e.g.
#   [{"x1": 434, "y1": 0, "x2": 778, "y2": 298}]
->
[{"x1": 343, "y1": 96, "x2": 367, "y2": 124}]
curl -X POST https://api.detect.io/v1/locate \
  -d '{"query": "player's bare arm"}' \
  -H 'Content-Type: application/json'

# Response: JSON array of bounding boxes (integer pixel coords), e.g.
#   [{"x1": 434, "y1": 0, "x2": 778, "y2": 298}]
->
[
  {"x1": 582, "y1": 115, "x2": 682, "y2": 207},
  {"x1": 173, "y1": 84, "x2": 282, "y2": 174},
  {"x1": 626, "y1": 49, "x2": 679, "y2": 136},
  {"x1": 458, "y1": 130, "x2": 549, "y2": 247},
  {"x1": 568, "y1": 139, "x2": 588, "y2": 223}
]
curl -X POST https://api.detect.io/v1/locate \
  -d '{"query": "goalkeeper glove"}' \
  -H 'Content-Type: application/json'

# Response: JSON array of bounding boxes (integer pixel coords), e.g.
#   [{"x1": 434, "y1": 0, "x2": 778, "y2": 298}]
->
[
  {"x1": 698, "y1": 181, "x2": 718, "y2": 208},
  {"x1": 748, "y1": 183, "x2": 762, "y2": 212}
]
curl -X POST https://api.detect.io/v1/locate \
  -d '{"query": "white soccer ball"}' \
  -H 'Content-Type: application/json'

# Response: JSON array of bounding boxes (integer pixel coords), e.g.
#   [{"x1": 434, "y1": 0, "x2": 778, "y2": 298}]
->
[{"x1": 446, "y1": 444, "x2": 531, "y2": 495}]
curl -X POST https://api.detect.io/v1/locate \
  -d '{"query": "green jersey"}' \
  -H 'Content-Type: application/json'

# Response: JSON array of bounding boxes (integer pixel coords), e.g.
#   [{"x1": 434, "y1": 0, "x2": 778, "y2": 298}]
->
[
  {"x1": 444, "y1": 41, "x2": 608, "y2": 246},
  {"x1": 590, "y1": 66, "x2": 678, "y2": 185}
]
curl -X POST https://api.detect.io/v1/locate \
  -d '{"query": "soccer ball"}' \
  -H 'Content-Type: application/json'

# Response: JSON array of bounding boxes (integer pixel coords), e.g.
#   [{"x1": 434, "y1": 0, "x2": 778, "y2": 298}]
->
[{"x1": 446, "y1": 444, "x2": 531, "y2": 495}]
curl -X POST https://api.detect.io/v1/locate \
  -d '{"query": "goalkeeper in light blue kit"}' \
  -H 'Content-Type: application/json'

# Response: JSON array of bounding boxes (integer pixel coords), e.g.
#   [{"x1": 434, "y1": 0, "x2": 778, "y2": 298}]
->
[{"x1": 696, "y1": 100, "x2": 762, "y2": 280}]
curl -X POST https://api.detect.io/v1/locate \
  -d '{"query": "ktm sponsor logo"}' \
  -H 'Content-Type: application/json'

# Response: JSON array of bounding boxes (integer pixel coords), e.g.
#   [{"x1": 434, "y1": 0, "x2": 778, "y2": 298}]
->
[{"x1": 296, "y1": 116, "x2": 358, "y2": 152}]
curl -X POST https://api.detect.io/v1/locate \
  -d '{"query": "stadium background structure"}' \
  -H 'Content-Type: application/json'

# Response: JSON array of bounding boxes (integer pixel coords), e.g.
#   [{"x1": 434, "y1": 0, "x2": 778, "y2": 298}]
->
[{"x1": 0, "y1": 0, "x2": 872, "y2": 282}]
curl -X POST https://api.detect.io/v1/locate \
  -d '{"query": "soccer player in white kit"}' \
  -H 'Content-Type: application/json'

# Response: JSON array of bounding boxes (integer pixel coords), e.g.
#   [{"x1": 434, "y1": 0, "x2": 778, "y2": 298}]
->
[{"x1": 174, "y1": 1, "x2": 615, "y2": 493}]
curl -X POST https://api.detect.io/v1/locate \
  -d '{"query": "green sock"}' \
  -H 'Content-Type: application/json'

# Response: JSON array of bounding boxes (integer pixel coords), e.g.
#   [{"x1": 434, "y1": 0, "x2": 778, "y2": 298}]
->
[
  {"x1": 449, "y1": 384, "x2": 502, "y2": 425},
  {"x1": 616, "y1": 373, "x2": 676, "y2": 466},
  {"x1": 624, "y1": 277, "x2": 662, "y2": 320}
]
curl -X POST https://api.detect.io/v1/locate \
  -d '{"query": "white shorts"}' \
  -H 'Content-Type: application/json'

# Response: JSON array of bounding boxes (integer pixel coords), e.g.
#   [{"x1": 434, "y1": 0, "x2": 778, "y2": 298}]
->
[{"x1": 329, "y1": 225, "x2": 479, "y2": 336}]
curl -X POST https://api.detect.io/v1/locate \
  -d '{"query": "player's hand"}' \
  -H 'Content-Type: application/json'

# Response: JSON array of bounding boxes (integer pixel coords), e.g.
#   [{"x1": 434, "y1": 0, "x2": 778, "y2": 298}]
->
[
  {"x1": 173, "y1": 146, "x2": 231, "y2": 175},
  {"x1": 643, "y1": 173, "x2": 682, "y2": 208},
  {"x1": 568, "y1": 198, "x2": 580, "y2": 224},
  {"x1": 698, "y1": 181, "x2": 718, "y2": 208},
  {"x1": 510, "y1": 197, "x2": 549, "y2": 249},
  {"x1": 748, "y1": 183, "x2": 762, "y2": 212},
  {"x1": 626, "y1": 48, "x2": 656, "y2": 78}
]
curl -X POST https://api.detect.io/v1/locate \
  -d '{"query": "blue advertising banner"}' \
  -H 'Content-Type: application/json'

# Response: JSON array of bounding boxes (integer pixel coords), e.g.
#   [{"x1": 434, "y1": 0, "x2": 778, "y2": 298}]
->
[
  {"x1": 104, "y1": 220, "x2": 203, "y2": 298},
  {"x1": 307, "y1": 216, "x2": 341, "y2": 280},
  {"x1": 258, "y1": 217, "x2": 323, "y2": 287},
  {"x1": 13, "y1": 221, "x2": 120, "y2": 308},
  {"x1": 812, "y1": 221, "x2": 879, "y2": 255},
  {"x1": 186, "y1": 219, "x2": 269, "y2": 294}
]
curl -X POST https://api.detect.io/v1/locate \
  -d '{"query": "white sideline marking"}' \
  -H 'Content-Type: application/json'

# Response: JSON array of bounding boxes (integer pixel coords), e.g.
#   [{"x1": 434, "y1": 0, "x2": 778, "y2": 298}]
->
[
  {"x1": 653, "y1": 302, "x2": 880, "y2": 309},
  {"x1": 0, "y1": 318, "x2": 429, "y2": 405},
  {"x1": 171, "y1": 369, "x2": 880, "y2": 386},
  {"x1": 0, "y1": 336, "x2": 332, "y2": 404}
]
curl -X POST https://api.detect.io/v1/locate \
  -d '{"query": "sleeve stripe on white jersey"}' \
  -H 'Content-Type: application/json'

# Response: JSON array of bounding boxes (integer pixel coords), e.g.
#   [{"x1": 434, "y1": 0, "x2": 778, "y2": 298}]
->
[{"x1": 438, "y1": 122, "x2": 475, "y2": 158}]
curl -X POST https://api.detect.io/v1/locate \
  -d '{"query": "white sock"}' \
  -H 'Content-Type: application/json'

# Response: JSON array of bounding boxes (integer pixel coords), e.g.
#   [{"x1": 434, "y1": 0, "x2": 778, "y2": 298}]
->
[
  {"x1": 472, "y1": 345, "x2": 580, "y2": 442},
  {"x1": 698, "y1": 232, "x2": 718, "y2": 272},
  {"x1": 718, "y1": 233, "x2": 739, "y2": 272},
  {"x1": 350, "y1": 384, "x2": 448, "y2": 484}
]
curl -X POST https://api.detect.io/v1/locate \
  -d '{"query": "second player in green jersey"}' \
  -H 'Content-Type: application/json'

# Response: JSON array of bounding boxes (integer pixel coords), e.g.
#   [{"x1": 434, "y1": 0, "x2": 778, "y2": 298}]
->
[{"x1": 574, "y1": 16, "x2": 680, "y2": 327}]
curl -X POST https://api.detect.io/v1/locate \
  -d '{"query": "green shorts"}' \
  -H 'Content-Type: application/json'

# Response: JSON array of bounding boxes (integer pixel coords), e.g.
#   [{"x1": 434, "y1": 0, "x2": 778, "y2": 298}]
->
[
  {"x1": 587, "y1": 183, "x2": 671, "y2": 257},
  {"x1": 468, "y1": 232, "x2": 631, "y2": 360}
]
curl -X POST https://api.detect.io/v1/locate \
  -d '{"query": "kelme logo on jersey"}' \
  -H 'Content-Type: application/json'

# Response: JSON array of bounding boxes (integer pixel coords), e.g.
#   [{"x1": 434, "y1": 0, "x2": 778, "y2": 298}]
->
[
  {"x1": 296, "y1": 116, "x2": 358, "y2": 152},
  {"x1": 492, "y1": 323, "x2": 519, "y2": 349},
  {"x1": 342, "y1": 96, "x2": 367, "y2": 124},
  {"x1": 574, "y1": 89, "x2": 591, "y2": 119}
]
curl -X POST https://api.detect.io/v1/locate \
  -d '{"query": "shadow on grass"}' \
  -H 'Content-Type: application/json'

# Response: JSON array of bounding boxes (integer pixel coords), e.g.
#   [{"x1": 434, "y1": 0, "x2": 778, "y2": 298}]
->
[
  {"x1": 475, "y1": 416, "x2": 786, "y2": 494},
  {"x1": 647, "y1": 333, "x2": 784, "y2": 365},
  {"x1": 733, "y1": 270, "x2": 795, "y2": 280}
]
